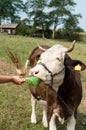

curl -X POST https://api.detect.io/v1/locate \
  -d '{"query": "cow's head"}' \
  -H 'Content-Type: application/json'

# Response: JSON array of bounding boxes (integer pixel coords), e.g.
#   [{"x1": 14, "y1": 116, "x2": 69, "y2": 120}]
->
[
  {"x1": 29, "y1": 45, "x2": 49, "y2": 68},
  {"x1": 29, "y1": 40, "x2": 84, "y2": 91}
]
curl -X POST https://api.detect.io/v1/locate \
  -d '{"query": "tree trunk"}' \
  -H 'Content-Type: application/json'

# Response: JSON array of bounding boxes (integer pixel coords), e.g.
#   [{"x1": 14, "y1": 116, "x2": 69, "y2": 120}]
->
[
  {"x1": 42, "y1": 33, "x2": 45, "y2": 38},
  {"x1": 0, "y1": 17, "x2": 1, "y2": 25},
  {"x1": 52, "y1": 24, "x2": 56, "y2": 39},
  {"x1": 52, "y1": 28, "x2": 55, "y2": 39},
  {"x1": 42, "y1": 24, "x2": 45, "y2": 38},
  {"x1": 52, "y1": 19, "x2": 58, "y2": 39}
]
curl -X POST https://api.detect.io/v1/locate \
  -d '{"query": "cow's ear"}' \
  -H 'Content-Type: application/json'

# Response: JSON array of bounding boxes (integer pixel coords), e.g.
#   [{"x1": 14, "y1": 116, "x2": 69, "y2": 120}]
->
[
  {"x1": 74, "y1": 61, "x2": 86, "y2": 71},
  {"x1": 64, "y1": 54, "x2": 86, "y2": 71}
]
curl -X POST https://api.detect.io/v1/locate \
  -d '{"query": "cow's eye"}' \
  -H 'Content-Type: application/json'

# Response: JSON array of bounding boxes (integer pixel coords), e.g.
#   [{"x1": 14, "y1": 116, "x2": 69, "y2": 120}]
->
[
  {"x1": 36, "y1": 55, "x2": 40, "y2": 61},
  {"x1": 56, "y1": 57, "x2": 61, "y2": 62}
]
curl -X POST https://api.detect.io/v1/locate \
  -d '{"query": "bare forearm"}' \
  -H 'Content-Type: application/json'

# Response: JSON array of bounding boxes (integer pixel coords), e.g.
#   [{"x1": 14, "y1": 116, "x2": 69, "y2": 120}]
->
[
  {"x1": 0, "y1": 75, "x2": 13, "y2": 83},
  {"x1": 0, "y1": 75, "x2": 25, "y2": 84}
]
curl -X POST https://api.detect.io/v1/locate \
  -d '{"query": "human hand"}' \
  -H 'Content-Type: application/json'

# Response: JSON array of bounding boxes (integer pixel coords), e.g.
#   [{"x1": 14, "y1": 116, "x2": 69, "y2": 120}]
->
[{"x1": 12, "y1": 76, "x2": 25, "y2": 85}]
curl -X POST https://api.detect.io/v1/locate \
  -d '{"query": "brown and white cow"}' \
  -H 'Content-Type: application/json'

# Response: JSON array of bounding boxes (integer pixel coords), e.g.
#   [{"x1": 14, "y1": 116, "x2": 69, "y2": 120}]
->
[
  {"x1": 28, "y1": 42, "x2": 86, "y2": 130},
  {"x1": 8, "y1": 42, "x2": 86, "y2": 130}
]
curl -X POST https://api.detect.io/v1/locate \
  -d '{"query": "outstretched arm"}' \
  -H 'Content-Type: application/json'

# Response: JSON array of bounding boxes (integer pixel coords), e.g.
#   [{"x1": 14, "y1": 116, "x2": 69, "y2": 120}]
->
[{"x1": 0, "y1": 75, "x2": 25, "y2": 85}]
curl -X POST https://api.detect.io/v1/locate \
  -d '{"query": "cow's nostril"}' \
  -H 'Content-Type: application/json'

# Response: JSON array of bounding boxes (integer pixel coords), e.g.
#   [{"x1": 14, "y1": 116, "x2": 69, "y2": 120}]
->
[{"x1": 35, "y1": 71, "x2": 39, "y2": 75}]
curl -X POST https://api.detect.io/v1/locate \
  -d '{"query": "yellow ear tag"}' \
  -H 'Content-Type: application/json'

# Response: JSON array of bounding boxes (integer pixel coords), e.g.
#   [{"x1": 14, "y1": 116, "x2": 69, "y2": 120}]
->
[
  {"x1": 75, "y1": 64, "x2": 81, "y2": 71},
  {"x1": 37, "y1": 60, "x2": 41, "y2": 64}
]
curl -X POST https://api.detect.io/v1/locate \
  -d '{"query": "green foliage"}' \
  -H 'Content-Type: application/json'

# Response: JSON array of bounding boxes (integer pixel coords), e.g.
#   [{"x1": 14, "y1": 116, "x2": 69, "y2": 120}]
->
[
  {"x1": 63, "y1": 14, "x2": 82, "y2": 32},
  {"x1": 55, "y1": 29, "x2": 81, "y2": 41},
  {"x1": 48, "y1": 0, "x2": 79, "y2": 38},
  {"x1": 65, "y1": 31, "x2": 80, "y2": 41},
  {"x1": 17, "y1": 24, "x2": 29, "y2": 36},
  {"x1": 17, "y1": 23, "x2": 85, "y2": 41},
  {"x1": 44, "y1": 29, "x2": 53, "y2": 38},
  {"x1": 74, "y1": 27, "x2": 85, "y2": 32},
  {"x1": 17, "y1": 21, "x2": 52, "y2": 38},
  {"x1": 0, "y1": 0, "x2": 26, "y2": 24},
  {"x1": 16, "y1": 21, "x2": 36, "y2": 36},
  {"x1": 26, "y1": 0, "x2": 49, "y2": 37}
]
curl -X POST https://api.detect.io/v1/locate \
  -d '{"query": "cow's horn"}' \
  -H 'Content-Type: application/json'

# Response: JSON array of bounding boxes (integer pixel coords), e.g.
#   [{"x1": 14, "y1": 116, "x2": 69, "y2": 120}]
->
[
  {"x1": 66, "y1": 40, "x2": 76, "y2": 53},
  {"x1": 24, "y1": 59, "x2": 29, "y2": 69},
  {"x1": 37, "y1": 44, "x2": 46, "y2": 51}
]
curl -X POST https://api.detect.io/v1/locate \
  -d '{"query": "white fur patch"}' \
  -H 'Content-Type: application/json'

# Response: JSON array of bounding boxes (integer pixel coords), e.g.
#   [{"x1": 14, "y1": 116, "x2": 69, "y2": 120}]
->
[
  {"x1": 67, "y1": 115, "x2": 76, "y2": 130},
  {"x1": 31, "y1": 95, "x2": 37, "y2": 124},
  {"x1": 49, "y1": 114, "x2": 57, "y2": 130}
]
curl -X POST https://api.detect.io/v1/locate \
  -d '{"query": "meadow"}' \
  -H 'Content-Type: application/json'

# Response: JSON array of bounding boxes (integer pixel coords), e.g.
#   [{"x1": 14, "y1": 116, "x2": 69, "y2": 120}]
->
[{"x1": 0, "y1": 34, "x2": 86, "y2": 130}]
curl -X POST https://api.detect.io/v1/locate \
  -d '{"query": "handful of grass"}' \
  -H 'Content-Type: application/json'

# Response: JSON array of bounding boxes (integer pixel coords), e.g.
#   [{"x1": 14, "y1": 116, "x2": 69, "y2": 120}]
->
[{"x1": 25, "y1": 76, "x2": 40, "y2": 87}]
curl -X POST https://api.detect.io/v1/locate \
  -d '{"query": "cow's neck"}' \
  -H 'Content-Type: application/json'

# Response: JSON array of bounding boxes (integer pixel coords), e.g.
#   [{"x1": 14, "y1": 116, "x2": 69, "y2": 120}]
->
[
  {"x1": 52, "y1": 79, "x2": 64, "y2": 92},
  {"x1": 52, "y1": 69, "x2": 65, "y2": 92}
]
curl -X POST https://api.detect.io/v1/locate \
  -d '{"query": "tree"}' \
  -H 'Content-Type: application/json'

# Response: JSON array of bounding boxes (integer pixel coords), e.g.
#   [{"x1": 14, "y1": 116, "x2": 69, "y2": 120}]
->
[
  {"x1": 48, "y1": 0, "x2": 79, "y2": 38},
  {"x1": 63, "y1": 14, "x2": 83, "y2": 41},
  {"x1": 0, "y1": 0, "x2": 8, "y2": 24},
  {"x1": 25, "y1": 0, "x2": 49, "y2": 38},
  {"x1": 0, "y1": 0, "x2": 25, "y2": 24},
  {"x1": 25, "y1": 0, "x2": 82, "y2": 38},
  {"x1": 64, "y1": 14, "x2": 81, "y2": 31}
]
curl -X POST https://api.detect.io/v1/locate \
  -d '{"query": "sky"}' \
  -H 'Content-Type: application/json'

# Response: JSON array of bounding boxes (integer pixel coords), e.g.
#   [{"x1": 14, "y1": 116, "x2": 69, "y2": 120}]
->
[{"x1": 75, "y1": 0, "x2": 86, "y2": 32}]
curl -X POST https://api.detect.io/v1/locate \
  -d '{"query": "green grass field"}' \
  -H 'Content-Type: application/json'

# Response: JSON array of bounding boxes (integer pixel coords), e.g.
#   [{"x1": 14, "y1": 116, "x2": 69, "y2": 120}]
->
[{"x1": 0, "y1": 34, "x2": 86, "y2": 130}]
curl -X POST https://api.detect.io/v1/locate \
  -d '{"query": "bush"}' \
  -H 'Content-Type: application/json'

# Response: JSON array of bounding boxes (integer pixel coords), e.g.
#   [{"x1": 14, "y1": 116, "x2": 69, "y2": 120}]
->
[
  {"x1": 65, "y1": 31, "x2": 81, "y2": 41},
  {"x1": 55, "y1": 29, "x2": 81, "y2": 41},
  {"x1": 32, "y1": 29, "x2": 53, "y2": 38},
  {"x1": 17, "y1": 24, "x2": 29, "y2": 36},
  {"x1": 55, "y1": 29, "x2": 66, "y2": 39},
  {"x1": 44, "y1": 29, "x2": 52, "y2": 38},
  {"x1": 17, "y1": 24, "x2": 82, "y2": 41},
  {"x1": 17, "y1": 24, "x2": 52, "y2": 38},
  {"x1": 17, "y1": 24, "x2": 36, "y2": 36}
]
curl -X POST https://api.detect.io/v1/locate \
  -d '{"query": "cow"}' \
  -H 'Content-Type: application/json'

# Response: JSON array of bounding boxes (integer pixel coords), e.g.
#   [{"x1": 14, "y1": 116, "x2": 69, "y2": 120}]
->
[
  {"x1": 7, "y1": 42, "x2": 86, "y2": 130},
  {"x1": 29, "y1": 41, "x2": 86, "y2": 130}
]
